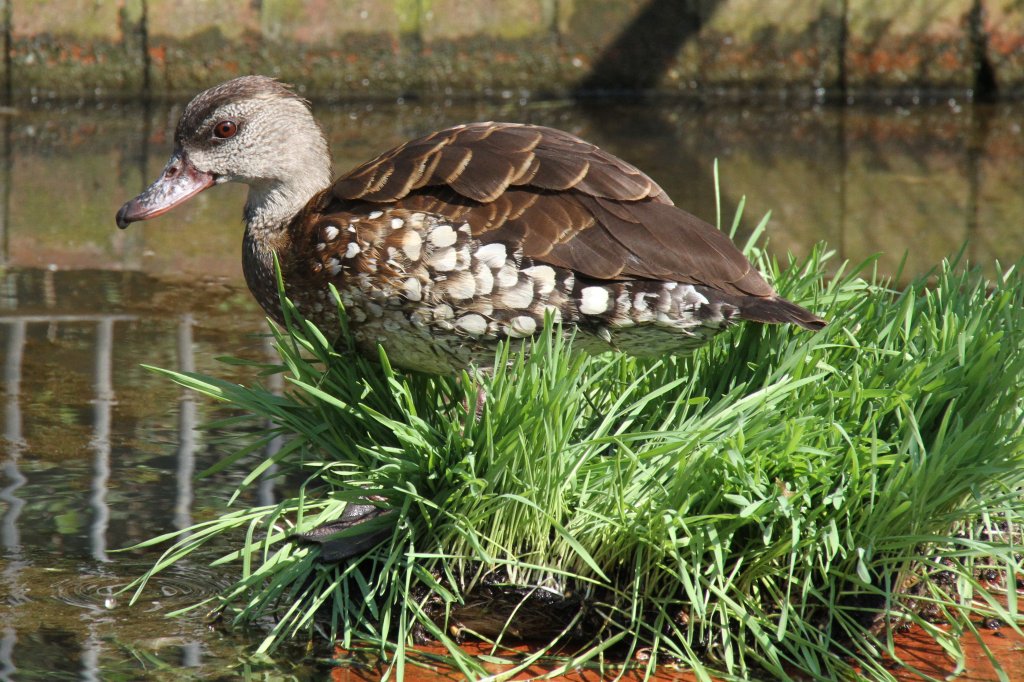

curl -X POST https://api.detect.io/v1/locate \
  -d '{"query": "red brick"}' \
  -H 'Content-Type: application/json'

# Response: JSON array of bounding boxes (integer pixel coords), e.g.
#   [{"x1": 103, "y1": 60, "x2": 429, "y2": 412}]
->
[
  {"x1": 697, "y1": 0, "x2": 843, "y2": 93},
  {"x1": 559, "y1": 0, "x2": 701, "y2": 92},
  {"x1": 982, "y1": 0, "x2": 1024, "y2": 95},
  {"x1": 422, "y1": 0, "x2": 553, "y2": 41},
  {"x1": 412, "y1": 0, "x2": 561, "y2": 96},
  {"x1": 846, "y1": 0, "x2": 975, "y2": 94},
  {"x1": 144, "y1": 0, "x2": 263, "y2": 95},
  {"x1": 10, "y1": 0, "x2": 145, "y2": 97},
  {"x1": 259, "y1": 0, "x2": 406, "y2": 99}
]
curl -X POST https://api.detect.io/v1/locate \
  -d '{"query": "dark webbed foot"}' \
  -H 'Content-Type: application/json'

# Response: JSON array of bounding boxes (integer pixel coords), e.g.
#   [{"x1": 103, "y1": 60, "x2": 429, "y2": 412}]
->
[{"x1": 296, "y1": 497, "x2": 394, "y2": 561}]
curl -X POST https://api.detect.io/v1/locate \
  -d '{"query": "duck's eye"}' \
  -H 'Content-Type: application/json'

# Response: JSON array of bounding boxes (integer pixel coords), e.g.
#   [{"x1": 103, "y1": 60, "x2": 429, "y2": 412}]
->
[{"x1": 213, "y1": 120, "x2": 237, "y2": 139}]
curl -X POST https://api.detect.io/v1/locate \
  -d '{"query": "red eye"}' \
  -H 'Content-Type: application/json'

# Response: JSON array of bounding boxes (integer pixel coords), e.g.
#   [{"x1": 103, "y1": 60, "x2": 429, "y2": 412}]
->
[{"x1": 213, "y1": 120, "x2": 237, "y2": 139}]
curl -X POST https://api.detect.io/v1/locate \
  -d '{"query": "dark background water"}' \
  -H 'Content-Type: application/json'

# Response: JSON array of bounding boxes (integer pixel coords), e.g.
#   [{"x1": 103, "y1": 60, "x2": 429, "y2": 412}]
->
[{"x1": 0, "y1": 97, "x2": 1021, "y2": 678}]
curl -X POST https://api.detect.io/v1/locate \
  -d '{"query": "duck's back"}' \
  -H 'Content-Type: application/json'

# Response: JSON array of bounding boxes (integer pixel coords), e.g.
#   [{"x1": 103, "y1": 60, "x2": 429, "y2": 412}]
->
[{"x1": 277, "y1": 122, "x2": 823, "y2": 372}]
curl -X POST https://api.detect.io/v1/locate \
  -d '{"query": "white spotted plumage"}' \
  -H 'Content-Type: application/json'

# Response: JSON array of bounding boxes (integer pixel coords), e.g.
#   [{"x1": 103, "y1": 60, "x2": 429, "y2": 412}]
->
[
  {"x1": 298, "y1": 207, "x2": 741, "y2": 373},
  {"x1": 427, "y1": 224, "x2": 457, "y2": 248},
  {"x1": 579, "y1": 286, "x2": 610, "y2": 315}
]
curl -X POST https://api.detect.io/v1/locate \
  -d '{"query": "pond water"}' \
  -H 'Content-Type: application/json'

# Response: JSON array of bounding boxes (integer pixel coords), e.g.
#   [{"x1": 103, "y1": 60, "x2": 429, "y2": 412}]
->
[{"x1": 0, "y1": 95, "x2": 1022, "y2": 679}]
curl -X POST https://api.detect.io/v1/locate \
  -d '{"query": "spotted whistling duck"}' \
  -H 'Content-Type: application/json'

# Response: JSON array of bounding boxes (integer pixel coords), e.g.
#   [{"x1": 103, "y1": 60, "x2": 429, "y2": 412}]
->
[{"x1": 117, "y1": 75, "x2": 824, "y2": 373}]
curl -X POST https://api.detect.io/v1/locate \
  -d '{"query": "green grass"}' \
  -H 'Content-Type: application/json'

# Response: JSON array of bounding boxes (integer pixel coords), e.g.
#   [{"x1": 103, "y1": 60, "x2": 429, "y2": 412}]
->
[{"x1": 128, "y1": 214, "x2": 1024, "y2": 680}]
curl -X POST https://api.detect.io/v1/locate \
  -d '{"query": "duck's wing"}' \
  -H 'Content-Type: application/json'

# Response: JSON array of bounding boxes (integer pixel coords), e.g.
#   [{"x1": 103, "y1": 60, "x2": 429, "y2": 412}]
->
[{"x1": 326, "y1": 122, "x2": 773, "y2": 299}]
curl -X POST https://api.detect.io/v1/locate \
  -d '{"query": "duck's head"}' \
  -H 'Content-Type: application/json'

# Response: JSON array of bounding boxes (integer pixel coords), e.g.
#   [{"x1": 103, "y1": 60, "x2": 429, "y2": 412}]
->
[{"x1": 116, "y1": 75, "x2": 332, "y2": 231}]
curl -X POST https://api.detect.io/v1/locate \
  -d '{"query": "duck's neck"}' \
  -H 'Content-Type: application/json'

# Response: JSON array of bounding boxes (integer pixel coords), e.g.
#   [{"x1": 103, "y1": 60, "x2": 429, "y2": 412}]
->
[
  {"x1": 241, "y1": 152, "x2": 332, "y2": 319},
  {"x1": 241, "y1": 111, "x2": 333, "y2": 249},
  {"x1": 243, "y1": 177, "x2": 321, "y2": 235}
]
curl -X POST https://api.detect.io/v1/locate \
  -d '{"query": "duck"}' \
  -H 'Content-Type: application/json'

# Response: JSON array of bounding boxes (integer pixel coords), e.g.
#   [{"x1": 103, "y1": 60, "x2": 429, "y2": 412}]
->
[{"x1": 116, "y1": 75, "x2": 824, "y2": 374}]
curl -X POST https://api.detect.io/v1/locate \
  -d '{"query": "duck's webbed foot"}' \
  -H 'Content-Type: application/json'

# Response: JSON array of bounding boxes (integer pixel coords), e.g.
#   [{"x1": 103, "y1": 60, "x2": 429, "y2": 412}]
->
[{"x1": 296, "y1": 497, "x2": 394, "y2": 561}]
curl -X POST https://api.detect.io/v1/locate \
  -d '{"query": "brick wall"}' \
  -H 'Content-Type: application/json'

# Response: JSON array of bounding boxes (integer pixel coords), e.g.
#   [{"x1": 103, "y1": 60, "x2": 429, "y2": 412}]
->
[{"x1": 5, "y1": 0, "x2": 1023, "y2": 100}]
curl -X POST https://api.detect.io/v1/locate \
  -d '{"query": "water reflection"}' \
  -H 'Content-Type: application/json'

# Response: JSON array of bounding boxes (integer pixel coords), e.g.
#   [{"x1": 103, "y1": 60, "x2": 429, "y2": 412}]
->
[
  {"x1": 0, "y1": 97, "x2": 1020, "y2": 678},
  {"x1": 90, "y1": 317, "x2": 114, "y2": 562},
  {"x1": 5, "y1": 98, "x2": 1024, "y2": 280},
  {"x1": 174, "y1": 314, "x2": 196, "y2": 533},
  {"x1": 2, "y1": 319, "x2": 25, "y2": 551},
  {"x1": 0, "y1": 269, "x2": 275, "y2": 677},
  {"x1": 1, "y1": 319, "x2": 24, "y2": 682}
]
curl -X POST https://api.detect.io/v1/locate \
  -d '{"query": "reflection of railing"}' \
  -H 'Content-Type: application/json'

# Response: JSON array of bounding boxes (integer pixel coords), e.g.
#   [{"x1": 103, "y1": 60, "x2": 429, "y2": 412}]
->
[
  {"x1": 0, "y1": 310, "x2": 239, "y2": 674},
  {"x1": 90, "y1": 317, "x2": 115, "y2": 563},
  {"x1": 0, "y1": 319, "x2": 24, "y2": 682},
  {"x1": 175, "y1": 314, "x2": 196, "y2": 533},
  {"x1": 1, "y1": 320, "x2": 25, "y2": 550}
]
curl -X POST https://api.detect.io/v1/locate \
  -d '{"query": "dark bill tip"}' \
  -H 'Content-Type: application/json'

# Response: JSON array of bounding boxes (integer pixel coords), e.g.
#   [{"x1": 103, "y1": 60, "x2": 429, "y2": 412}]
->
[
  {"x1": 115, "y1": 151, "x2": 215, "y2": 229},
  {"x1": 115, "y1": 202, "x2": 136, "y2": 230}
]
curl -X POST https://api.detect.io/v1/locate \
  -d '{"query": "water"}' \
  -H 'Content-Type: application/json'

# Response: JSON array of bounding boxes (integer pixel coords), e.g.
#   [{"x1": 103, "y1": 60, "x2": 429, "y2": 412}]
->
[{"x1": 0, "y1": 96, "x2": 1021, "y2": 678}]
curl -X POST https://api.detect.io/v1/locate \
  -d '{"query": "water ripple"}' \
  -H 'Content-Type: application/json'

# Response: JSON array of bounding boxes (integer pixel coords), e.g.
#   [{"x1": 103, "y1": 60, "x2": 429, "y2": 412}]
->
[{"x1": 52, "y1": 563, "x2": 232, "y2": 613}]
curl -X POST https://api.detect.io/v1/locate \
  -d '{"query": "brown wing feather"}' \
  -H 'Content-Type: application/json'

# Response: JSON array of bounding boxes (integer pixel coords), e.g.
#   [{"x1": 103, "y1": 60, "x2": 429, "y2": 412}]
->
[{"x1": 325, "y1": 122, "x2": 773, "y2": 297}]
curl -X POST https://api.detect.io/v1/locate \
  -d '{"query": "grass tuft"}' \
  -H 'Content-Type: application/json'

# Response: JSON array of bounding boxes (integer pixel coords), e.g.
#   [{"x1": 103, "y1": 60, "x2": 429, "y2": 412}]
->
[{"x1": 129, "y1": 213, "x2": 1024, "y2": 680}]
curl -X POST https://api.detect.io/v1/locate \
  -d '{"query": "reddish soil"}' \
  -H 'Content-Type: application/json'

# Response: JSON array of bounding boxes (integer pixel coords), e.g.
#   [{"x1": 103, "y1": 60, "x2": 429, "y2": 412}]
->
[
  {"x1": 331, "y1": 626, "x2": 1024, "y2": 681},
  {"x1": 889, "y1": 625, "x2": 1024, "y2": 681},
  {"x1": 332, "y1": 641, "x2": 701, "y2": 681}
]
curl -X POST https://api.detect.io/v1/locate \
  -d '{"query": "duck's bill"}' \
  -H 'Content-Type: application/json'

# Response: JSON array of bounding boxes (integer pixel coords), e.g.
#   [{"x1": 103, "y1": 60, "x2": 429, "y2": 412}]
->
[{"x1": 115, "y1": 151, "x2": 215, "y2": 229}]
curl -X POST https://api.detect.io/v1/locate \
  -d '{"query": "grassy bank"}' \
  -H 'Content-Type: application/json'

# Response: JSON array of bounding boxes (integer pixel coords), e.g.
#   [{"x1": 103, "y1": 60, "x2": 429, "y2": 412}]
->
[{"x1": 128, "y1": 208, "x2": 1024, "y2": 679}]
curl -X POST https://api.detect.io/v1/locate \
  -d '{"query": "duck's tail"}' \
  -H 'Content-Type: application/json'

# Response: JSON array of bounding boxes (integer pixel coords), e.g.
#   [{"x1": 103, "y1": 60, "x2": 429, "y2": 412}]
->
[{"x1": 736, "y1": 295, "x2": 827, "y2": 331}]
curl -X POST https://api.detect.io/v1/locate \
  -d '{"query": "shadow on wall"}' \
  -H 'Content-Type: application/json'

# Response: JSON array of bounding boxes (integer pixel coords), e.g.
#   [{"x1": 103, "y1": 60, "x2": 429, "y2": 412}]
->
[
  {"x1": 570, "y1": 0, "x2": 720, "y2": 240},
  {"x1": 574, "y1": 0, "x2": 712, "y2": 95}
]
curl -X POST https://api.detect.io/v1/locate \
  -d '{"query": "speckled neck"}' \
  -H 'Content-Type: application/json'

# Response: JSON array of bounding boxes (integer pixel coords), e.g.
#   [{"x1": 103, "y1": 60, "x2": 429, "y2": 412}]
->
[
  {"x1": 241, "y1": 180, "x2": 323, "y2": 328},
  {"x1": 243, "y1": 176, "x2": 322, "y2": 236},
  {"x1": 238, "y1": 98, "x2": 333, "y2": 322},
  {"x1": 242, "y1": 226, "x2": 290, "y2": 326}
]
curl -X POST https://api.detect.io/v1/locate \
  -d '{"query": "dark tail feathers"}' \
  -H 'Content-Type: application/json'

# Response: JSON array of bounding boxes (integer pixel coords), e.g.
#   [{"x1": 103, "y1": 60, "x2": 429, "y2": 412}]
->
[{"x1": 737, "y1": 295, "x2": 826, "y2": 331}]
